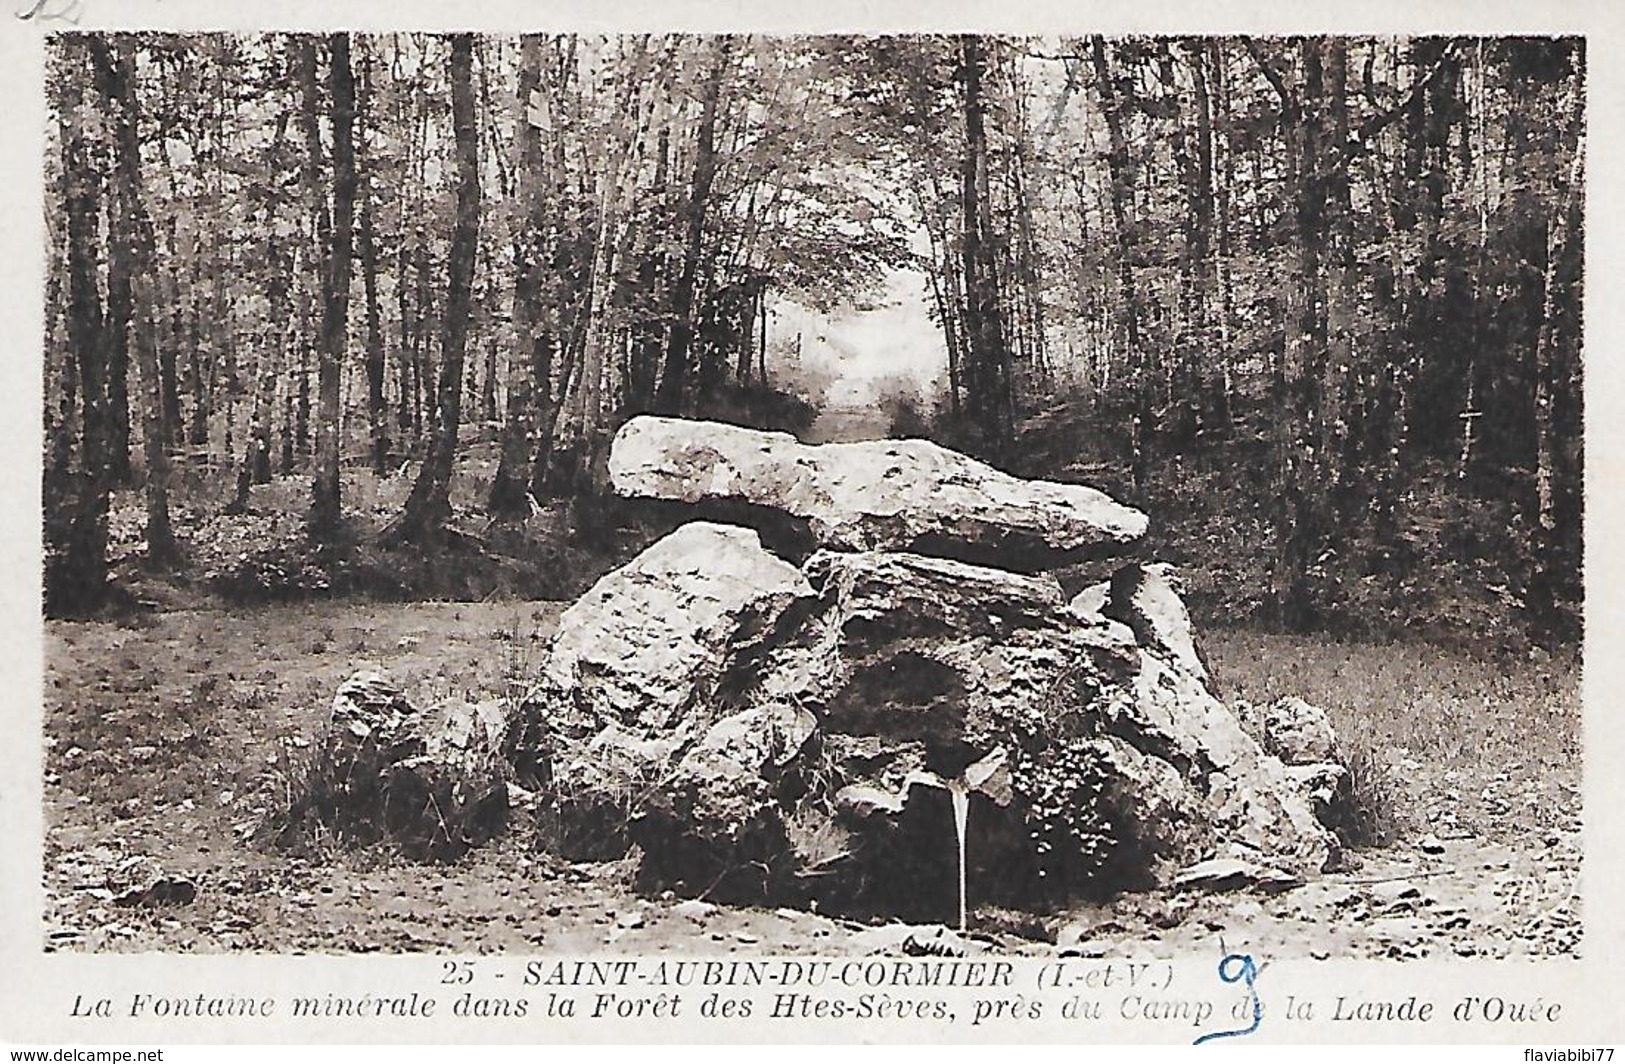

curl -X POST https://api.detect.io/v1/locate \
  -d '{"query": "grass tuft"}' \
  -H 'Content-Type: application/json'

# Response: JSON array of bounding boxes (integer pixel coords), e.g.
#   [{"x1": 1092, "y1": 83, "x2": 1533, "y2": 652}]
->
[{"x1": 1328, "y1": 737, "x2": 1404, "y2": 848}]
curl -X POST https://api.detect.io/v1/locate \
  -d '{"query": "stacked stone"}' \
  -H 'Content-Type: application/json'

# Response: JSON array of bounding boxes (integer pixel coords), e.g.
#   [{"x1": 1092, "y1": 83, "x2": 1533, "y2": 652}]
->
[{"x1": 502, "y1": 415, "x2": 1348, "y2": 911}]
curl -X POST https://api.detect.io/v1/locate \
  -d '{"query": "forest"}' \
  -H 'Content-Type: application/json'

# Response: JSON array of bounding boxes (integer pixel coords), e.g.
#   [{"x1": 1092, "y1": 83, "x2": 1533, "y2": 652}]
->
[
  {"x1": 34, "y1": 30, "x2": 1587, "y2": 961},
  {"x1": 41, "y1": 32, "x2": 1584, "y2": 642}
]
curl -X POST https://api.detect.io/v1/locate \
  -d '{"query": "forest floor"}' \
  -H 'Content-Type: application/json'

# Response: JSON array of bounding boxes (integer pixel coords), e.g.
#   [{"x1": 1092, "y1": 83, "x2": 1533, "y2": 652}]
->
[{"x1": 41, "y1": 599, "x2": 1581, "y2": 959}]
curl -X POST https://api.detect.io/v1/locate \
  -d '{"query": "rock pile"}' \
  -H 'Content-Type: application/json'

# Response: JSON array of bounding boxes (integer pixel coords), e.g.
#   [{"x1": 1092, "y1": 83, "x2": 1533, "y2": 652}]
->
[
  {"x1": 501, "y1": 416, "x2": 1349, "y2": 915},
  {"x1": 289, "y1": 673, "x2": 509, "y2": 861}
]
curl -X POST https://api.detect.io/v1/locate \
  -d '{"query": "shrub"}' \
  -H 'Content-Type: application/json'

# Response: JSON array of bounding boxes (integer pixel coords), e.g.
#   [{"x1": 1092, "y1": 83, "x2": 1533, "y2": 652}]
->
[
  {"x1": 206, "y1": 542, "x2": 339, "y2": 604},
  {"x1": 1328, "y1": 736, "x2": 1404, "y2": 849}
]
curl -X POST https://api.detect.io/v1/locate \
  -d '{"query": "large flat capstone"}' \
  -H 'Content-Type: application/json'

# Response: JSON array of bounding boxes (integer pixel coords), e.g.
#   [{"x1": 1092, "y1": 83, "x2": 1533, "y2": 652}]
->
[{"x1": 608, "y1": 415, "x2": 1148, "y2": 569}]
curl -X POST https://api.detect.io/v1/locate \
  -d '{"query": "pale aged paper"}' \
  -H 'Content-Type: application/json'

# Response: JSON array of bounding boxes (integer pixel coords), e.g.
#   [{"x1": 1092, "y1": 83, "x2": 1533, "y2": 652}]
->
[{"x1": 2, "y1": 0, "x2": 1622, "y2": 1047}]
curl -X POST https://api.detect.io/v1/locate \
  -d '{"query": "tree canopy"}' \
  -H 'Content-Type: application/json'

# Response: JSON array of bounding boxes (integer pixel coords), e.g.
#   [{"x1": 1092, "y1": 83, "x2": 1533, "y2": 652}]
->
[{"x1": 41, "y1": 33, "x2": 1583, "y2": 640}]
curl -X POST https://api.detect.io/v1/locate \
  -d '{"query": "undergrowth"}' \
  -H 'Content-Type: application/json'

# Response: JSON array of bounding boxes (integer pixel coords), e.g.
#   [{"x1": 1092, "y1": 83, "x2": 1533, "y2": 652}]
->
[{"x1": 894, "y1": 392, "x2": 1580, "y2": 650}]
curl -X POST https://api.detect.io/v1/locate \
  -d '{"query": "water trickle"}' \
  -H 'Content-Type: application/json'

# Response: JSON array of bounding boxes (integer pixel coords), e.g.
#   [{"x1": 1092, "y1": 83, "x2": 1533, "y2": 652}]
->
[{"x1": 950, "y1": 782, "x2": 970, "y2": 934}]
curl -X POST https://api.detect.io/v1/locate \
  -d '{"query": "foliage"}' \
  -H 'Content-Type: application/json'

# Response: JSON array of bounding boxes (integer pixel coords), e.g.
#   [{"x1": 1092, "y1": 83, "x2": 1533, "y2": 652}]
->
[
  {"x1": 1017, "y1": 741, "x2": 1132, "y2": 897},
  {"x1": 39, "y1": 32, "x2": 1583, "y2": 647},
  {"x1": 834, "y1": 35, "x2": 1584, "y2": 638},
  {"x1": 872, "y1": 372, "x2": 933, "y2": 438},
  {"x1": 1003, "y1": 390, "x2": 1576, "y2": 647},
  {"x1": 42, "y1": 32, "x2": 918, "y2": 609},
  {"x1": 691, "y1": 381, "x2": 820, "y2": 437},
  {"x1": 204, "y1": 539, "x2": 339, "y2": 604}
]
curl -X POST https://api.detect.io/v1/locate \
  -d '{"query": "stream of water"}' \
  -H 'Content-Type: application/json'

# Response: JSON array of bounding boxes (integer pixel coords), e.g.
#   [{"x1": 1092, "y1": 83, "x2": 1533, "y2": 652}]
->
[{"x1": 950, "y1": 784, "x2": 969, "y2": 934}]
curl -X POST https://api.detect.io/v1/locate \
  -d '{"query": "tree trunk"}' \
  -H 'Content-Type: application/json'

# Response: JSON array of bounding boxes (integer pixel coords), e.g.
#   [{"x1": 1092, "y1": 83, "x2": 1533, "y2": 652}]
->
[
  {"x1": 1321, "y1": 38, "x2": 1360, "y2": 524},
  {"x1": 383, "y1": 34, "x2": 481, "y2": 548},
  {"x1": 655, "y1": 37, "x2": 731, "y2": 416},
  {"x1": 160, "y1": 253, "x2": 183, "y2": 449},
  {"x1": 46, "y1": 38, "x2": 112, "y2": 615},
  {"x1": 356, "y1": 41, "x2": 389, "y2": 475},
  {"x1": 307, "y1": 34, "x2": 355, "y2": 544},
  {"x1": 1185, "y1": 40, "x2": 1216, "y2": 447},
  {"x1": 490, "y1": 34, "x2": 547, "y2": 518},
  {"x1": 231, "y1": 101, "x2": 289, "y2": 514},
  {"x1": 1161, "y1": 42, "x2": 1205, "y2": 451},
  {"x1": 1370, "y1": 41, "x2": 1438, "y2": 552},
  {"x1": 395, "y1": 238, "x2": 415, "y2": 448},
  {"x1": 194, "y1": 266, "x2": 225, "y2": 448},
  {"x1": 562, "y1": 36, "x2": 656, "y2": 503},
  {"x1": 959, "y1": 35, "x2": 1012, "y2": 455},
  {"x1": 414, "y1": 238, "x2": 435, "y2": 439},
  {"x1": 1090, "y1": 36, "x2": 1148, "y2": 484},
  {"x1": 1276, "y1": 38, "x2": 1330, "y2": 630},
  {"x1": 1528, "y1": 92, "x2": 1584, "y2": 632},
  {"x1": 628, "y1": 119, "x2": 674, "y2": 412},
  {"x1": 99, "y1": 38, "x2": 179, "y2": 570},
  {"x1": 1208, "y1": 39, "x2": 1236, "y2": 438},
  {"x1": 917, "y1": 176, "x2": 964, "y2": 418},
  {"x1": 43, "y1": 189, "x2": 76, "y2": 545},
  {"x1": 104, "y1": 203, "x2": 134, "y2": 487},
  {"x1": 181, "y1": 261, "x2": 203, "y2": 447}
]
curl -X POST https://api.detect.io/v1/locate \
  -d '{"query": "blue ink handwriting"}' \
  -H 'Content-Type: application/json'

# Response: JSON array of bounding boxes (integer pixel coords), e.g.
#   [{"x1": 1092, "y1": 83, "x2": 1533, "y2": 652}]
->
[{"x1": 1193, "y1": 952, "x2": 1262, "y2": 1045}]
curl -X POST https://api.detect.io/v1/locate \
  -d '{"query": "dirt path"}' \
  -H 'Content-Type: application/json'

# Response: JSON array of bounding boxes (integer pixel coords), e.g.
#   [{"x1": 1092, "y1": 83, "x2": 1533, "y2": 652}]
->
[{"x1": 804, "y1": 406, "x2": 892, "y2": 446}]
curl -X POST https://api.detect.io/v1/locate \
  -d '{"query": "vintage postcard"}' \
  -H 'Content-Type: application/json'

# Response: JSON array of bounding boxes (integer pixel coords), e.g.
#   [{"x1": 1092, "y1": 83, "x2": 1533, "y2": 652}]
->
[{"x1": 1, "y1": 0, "x2": 1621, "y2": 1047}]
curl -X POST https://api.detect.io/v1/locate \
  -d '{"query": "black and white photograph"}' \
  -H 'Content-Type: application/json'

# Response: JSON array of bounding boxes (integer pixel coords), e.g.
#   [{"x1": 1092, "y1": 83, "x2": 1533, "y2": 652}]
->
[{"x1": 8, "y1": 8, "x2": 1612, "y2": 1041}]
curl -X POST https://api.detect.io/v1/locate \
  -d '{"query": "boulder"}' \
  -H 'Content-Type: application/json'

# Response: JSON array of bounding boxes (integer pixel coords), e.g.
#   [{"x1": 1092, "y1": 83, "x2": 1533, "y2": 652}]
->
[
  {"x1": 749, "y1": 548, "x2": 1337, "y2": 902},
  {"x1": 756, "y1": 549, "x2": 1095, "y2": 739},
  {"x1": 385, "y1": 695, "x2": 511, "y2": 861},
  {"x1": 506, "y1": 528, "x2": 1337, "y2": 909},
  {"x1": 546, "y1": 723, "x2": 685, "y2": 860},
  {"x1": 1231, "y1": 696, "x2": 1354, "y2": 847},
  {"x1": 412, "y1": 696, "x2": 508, "y2": 762},
  {"x1": 1286, "y1": 761, "x2": 1353, "y2": 825},
  {"x1": 541, "y1": 703, "x2": 821, "y2": 894},
  {"x1": 1105, "y1": 562, "x2": 1208, "y2": 683},
  {"x1": 1115, "y1": 652, "x2": 1333, "y2": 872},
  {"x1": 834, "y1": 783, "x2": 907, "y2": 820},
  {"x1": 1173, "y1": 856, "x2": 1302, "y2": 894},
  {"x1": 608, "y1": 415, "x2": 1148, "y2": 570},
  {"x1": 100, "y1": 854, "x2": 199, "y2": 908},
  {"x1": 1067, "y1": 580, "x2": 1110, "y2": 620},
  {"x1": 674, "y1": 702, "x2": 819, "y2": 799},
  {"x1": 496, "y1": 448, "x2": 1338, "y2": 912},
  {"x1": 635, "y1": 703, "x2": 820, "y2": 900},
  {"x1": 526, "y1": 521, "x2": 817, "y2": 735},
  {"x1": 1234, "y1": 696, "x2": 1344, "y2": 765},
  {"x1": 313, "y1": 673, "x2": 509, "y2": 861},
  {"x1": 508, "y1": 523, "x2": 822, "y2": 888},
  {"x1": 824, "y1": 733, "x2": 928, "y2": 793},
  {"x1": 330, "y1": 671, "x2": 418, "y2": 761}
]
